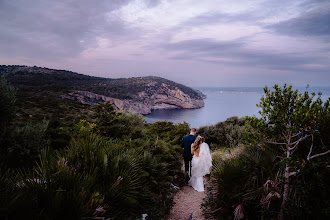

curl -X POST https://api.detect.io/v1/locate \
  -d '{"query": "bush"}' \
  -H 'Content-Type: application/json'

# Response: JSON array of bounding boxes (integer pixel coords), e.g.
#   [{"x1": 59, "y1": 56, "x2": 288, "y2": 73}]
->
[
  {"x1": 2, "y1": 122, "x2": 50, "y2": 168},
  {"x1": 91, "y1": 102, "x2": 146, "y2": 139},
  {"x1": 198, "y1": 116, "x2": 246, "y2": 149},
  {"x1": 205, "y1": 144, "x2": 279, "y2": 219},
  {"x1": 146, "y1": 121, "x2": 190, "y2": 145}
]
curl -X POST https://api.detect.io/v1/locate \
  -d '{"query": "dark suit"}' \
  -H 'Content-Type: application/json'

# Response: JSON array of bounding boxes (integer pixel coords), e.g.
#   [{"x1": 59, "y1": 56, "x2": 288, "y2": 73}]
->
[{"x1": 181, "y1": 134, "x2": 196, "y2": 176}]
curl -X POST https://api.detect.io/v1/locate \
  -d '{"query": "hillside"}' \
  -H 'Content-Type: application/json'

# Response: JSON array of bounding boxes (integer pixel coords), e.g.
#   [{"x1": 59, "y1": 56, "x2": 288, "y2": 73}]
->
[{"x1": 0, "y1": 65, "x2": 205, "y2": 115}]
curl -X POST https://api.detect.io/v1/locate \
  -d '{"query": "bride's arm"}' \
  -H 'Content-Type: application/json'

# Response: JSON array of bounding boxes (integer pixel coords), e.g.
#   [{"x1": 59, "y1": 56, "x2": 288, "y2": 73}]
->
[{"x1": 191, "y1": 144, "x2": 194, "y2": 155}]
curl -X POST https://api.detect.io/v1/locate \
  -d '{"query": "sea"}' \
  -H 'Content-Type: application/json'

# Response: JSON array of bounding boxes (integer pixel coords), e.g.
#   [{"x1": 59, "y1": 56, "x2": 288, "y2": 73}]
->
[{"x1": 144, "y1": 86, "x2": 330, "y2": 128}]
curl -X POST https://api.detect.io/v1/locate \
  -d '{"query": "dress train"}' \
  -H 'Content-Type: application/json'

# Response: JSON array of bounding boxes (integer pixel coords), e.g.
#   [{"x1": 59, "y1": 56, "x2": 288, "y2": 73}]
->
[{"x1": 188, "y1": 142, "x2": 212, "y2": 192}]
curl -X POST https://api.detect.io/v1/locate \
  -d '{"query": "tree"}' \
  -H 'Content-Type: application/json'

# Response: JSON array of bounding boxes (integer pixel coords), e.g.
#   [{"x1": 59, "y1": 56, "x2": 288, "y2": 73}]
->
[{"x1": 247, "y1": 84, "x2": 330, "y2": 219}]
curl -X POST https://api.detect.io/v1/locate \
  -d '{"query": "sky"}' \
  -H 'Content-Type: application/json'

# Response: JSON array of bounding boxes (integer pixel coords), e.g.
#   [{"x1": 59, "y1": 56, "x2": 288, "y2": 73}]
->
[{"x1": 0, "y1": 0, "x2": 329, "y2": 87}]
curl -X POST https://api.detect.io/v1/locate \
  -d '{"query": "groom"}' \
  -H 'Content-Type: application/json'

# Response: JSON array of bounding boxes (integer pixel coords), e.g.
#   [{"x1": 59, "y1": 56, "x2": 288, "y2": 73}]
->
[{"x1": 181, "y1": 128, "x2": 197, "y2": 182}]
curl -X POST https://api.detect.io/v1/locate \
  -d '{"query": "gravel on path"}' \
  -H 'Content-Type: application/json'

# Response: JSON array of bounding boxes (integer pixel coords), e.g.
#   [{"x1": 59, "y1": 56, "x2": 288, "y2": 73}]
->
[{"x1": 166, "y1": 183, "x2": 206, "y2": 220}]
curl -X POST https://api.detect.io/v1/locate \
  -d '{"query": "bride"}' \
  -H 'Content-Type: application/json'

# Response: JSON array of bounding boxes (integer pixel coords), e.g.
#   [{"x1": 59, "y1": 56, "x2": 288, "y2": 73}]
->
[{"x1": 188, "y1": 135, "x2": 212, "y2": 192}]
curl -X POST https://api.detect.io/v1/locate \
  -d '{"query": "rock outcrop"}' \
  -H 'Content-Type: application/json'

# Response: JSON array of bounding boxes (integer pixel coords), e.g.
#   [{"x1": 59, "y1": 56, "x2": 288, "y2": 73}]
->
[
  {"x1": 62, "y1": 81, "x2": 205, "y2": 114},
  {"x1": 61, "y1": 91, "x2": 152, "y2": 114}
]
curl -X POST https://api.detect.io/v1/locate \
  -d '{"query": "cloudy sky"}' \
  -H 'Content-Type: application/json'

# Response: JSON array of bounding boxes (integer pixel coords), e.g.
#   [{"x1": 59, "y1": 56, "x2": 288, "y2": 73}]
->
[{"x1": 0, "y1": 0, "x2": 329, "y2": 87}]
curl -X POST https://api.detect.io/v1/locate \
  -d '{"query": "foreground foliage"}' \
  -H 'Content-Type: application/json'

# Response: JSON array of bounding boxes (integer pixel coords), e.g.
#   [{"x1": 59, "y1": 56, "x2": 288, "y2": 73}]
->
[
  {"x1": 1, "y1": 120, "x2": 187, "y2": 219},
  {"x1": 0, "y1": 77, "x2": 188, "y2": 220},
  {"x1": 205, "y1": 144, "x2": 278, "y2": 219},
  {"x1": 205, "y1": 85, "x2": 330, "y2": 219}
]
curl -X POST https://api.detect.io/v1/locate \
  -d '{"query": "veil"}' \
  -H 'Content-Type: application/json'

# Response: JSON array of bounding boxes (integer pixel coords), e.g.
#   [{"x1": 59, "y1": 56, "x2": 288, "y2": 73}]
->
[{"x1": 192, "y1": 142, "x2": 212, "y2": 177}]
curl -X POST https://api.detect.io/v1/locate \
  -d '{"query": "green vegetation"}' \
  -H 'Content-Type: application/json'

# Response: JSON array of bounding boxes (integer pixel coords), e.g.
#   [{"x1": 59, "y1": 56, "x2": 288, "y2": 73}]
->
[
  {"x1": 198, "y1": 116, "x2": 246, "y2": 150},
  {"x1": 1, "y1": 71, "x2": 329, "y2": 220},
  {"x1": 0, "y1": 76, "x2": 190, "y2": 219},
  {"x1": 205, "y1": 144, "x2": 278, "y2": 219},
  {"x1": 205, "y1": 84, "x2": 330, "y2": 220}
]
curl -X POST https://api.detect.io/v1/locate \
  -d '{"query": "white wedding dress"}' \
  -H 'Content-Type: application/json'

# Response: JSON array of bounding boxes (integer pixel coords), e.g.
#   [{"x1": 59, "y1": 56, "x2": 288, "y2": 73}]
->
[{"x1": 189, "y1": 142, "x2": 212, "y2": 192}]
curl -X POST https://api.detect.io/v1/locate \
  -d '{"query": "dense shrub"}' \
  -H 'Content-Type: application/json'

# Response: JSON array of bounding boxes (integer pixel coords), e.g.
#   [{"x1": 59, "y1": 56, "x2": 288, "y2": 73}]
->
[
  {"x1": 198, "y1": 116, "x2": 246, "y2": 149},
  {"x1": 146, "y1": 120, "x2": 190, "y2": 145},
  {"x1": 204, "y1": 144, "x2": 279, "y2": 219}
]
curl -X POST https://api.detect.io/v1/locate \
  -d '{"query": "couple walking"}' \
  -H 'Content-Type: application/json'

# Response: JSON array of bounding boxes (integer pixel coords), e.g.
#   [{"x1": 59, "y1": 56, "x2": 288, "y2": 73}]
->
[{"x1": 181, "y1": 128, "x2": 212, "y2": 192}]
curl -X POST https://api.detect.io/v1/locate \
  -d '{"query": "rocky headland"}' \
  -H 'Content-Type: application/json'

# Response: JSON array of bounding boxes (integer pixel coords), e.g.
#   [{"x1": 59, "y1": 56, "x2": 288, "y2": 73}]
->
[{"x1": 0, "y1": 65, "x2": 206, "y2": 115}]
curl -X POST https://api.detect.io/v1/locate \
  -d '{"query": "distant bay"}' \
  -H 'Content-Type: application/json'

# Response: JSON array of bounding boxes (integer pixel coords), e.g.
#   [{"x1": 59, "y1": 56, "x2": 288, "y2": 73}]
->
[{"x1": 144, "y1": 86, "x2": 330, "y2": 128}]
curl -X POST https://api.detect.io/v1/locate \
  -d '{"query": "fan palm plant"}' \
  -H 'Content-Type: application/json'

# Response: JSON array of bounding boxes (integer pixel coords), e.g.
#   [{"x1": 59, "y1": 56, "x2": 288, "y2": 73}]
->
[
  {"x1": 15, "y1": 147, "x2": 103, "y2": 219},
  {"x1": 206, "y1": 144, "x2": 279, "y2": 219},
  {"x1": 60, "y1": 133, "x2": 150, "y2": 219},
  {"x1": 6, "y1": 133, "x2": 151, "y2": 219},
  {"x1": 0, "y1": 168, "x2": 39, "y2": 219}
]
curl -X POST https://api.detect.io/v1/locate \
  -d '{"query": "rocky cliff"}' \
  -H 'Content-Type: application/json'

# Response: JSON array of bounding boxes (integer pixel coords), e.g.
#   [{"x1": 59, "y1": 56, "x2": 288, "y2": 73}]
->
[{"x1": 62, "y1": 81, "x2": 205, "y2": 114}]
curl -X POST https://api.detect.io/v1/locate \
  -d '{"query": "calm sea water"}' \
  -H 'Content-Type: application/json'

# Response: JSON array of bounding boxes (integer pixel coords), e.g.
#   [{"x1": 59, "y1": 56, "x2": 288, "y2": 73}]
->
[{"x1": 144, "y1": 87, "x2": 330, "y2": 128}]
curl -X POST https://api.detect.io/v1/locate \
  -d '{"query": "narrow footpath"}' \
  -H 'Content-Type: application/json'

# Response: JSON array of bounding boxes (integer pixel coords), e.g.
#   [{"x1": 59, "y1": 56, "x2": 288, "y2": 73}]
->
[
  {"x1": 166, "y1": 174, "x2": 217, "y2": 220},
  {"x1": 166, "y1": 183, "x2": 206, "y2": 220}
]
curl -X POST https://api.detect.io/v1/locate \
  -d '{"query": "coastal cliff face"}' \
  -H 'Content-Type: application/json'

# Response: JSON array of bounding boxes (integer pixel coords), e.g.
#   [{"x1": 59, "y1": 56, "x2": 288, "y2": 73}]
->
[
  {"x1": 0, "y1": 65, "x2": 206, "y2": 115},
  {"x1": 62, "y1": 82, "x2": 205, "y2": 114},
  {"x1": 61, "y1": 91, "x2": 151, "y2": 114}
]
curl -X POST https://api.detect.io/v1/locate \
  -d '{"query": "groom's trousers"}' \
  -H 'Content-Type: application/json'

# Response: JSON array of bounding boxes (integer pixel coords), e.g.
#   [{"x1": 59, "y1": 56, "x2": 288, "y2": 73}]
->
[{"x1": 184, "y1": 156, "x2": 192, "y2": 177}]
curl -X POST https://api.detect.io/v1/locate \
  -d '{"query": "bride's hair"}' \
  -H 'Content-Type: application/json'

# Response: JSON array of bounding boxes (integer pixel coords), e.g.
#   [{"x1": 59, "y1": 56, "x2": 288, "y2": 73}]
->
[{"x1": 192, "y1": 135, "x2": 205, "y2": 157}]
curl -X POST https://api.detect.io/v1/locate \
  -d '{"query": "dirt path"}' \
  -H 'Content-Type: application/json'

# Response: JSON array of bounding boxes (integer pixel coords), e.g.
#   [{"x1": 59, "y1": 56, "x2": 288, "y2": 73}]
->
[{"x1": 166, "y1": 183, "x2": 206, "y2": 220}]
